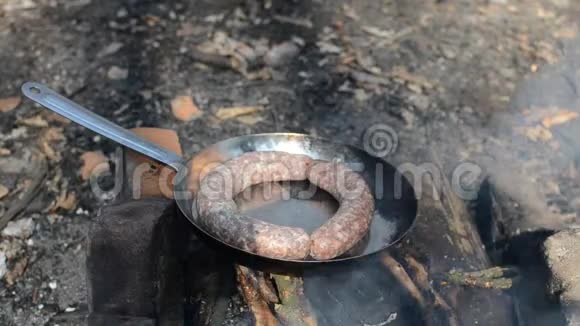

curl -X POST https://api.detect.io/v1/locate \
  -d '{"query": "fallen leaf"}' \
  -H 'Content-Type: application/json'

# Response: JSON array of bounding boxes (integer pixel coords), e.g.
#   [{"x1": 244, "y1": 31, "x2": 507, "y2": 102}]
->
[
  {"x1": 129, "y1": 128, "x2": 183, "y2": 199},
  {"x1": 131, "y1": 128, "x2": 183, "y2": 156},
  {"x1": 20, "y1": 115, "x2": 48, "y2": 128},
  {"x1": 5, "y1": 257, "x2": 27, "y2": 286},
  {"x1": 0, "y1": 148, "x2": 10, "y2": 156},
  {"x1": 317, "y1": 41, "x2": 342, "y2": 54},
  {"x1": 44, "y1": 112, "x2": 71, "y2": 124},
  {"x1": 521, "y1": 125, "x2": 553, "y2": 142},
  {"x1": 215, "y1": 106, "x2": 263, "y2": 120},
  {"x1": 342, "y1": 4, "x2": 360, "y2": 20},
  {"x1": 390, "y1": 66, "x2": 435, "y2": 90},
  {"x1": 554, "y1": 26, "x2": 577, "y2": 39},
  {"x1": 80, "y1": 151, "x2": 109, "y2": 181},
  {"x1": 362, "y1": 25, "x2": 393, "y2": 38},
  {"x1": 236, "y1": 115, "x2": 264, "y2": 125},
  {"x1": 51, "y1": 191, "x2": 77, "y2": 212},
  {"x1": 0, "y1": 184, "x2": 8, "y2": 199},
  {"x1": 542, "y1": 111, "x2": 579, "y2": 128},
  {"x1": 171, "y1": 95, "x2": 203, "y2": 122},
  {"x1": 42, "y1": 127, "x2": 65, "y2": 142},
  {"x1": 272, "y1": 15, "x2": 313, "y2": 28},
  {"x1": 40, "y1": 140, "x2": 59, "y2": 161},
  {"x1": 0, "y1": 97, "x2": 21, "y2": 113}
]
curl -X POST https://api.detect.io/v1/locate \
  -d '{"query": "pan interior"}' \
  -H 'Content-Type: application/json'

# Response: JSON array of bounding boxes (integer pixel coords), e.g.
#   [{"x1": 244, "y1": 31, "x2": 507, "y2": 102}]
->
[
  {"x1": 235, "y1": 181, "x2": 339, "y2": 234},
  {"x1": 174, "y1": 133, "x2": 418, "y2": 262}
]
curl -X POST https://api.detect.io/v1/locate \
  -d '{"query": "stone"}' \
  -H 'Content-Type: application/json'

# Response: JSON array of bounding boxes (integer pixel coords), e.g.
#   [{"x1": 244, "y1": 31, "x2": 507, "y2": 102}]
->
[
  {"x1": 97, "y1": 42, "x2": 123, "y2": 58},
  {"x1": 107, "y1": 66, "x2": 129, "y2": 80},
  {"x1": 2, "y1": 218, "x2": 34, "y2": 239},
  {"x1": 0, "y1": 252, "x2": 6, "y2": 280},
  {"x1": 544, "y1": 229, "x2": 580, "y2": 325},
  {"x1": 264, "y1": 41, "x2": 300, "y2": 67}
]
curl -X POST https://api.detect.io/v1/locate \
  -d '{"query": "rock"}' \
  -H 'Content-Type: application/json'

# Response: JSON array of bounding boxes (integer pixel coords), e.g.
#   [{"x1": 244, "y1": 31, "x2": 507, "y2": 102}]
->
[
  {"x1": 264, "y1": 41, "x2": 300, "y2": 67},
  {"x1": 544, "y1": 229, "x2": 580, "y2": 325},
  {"x1": 0, "y1": 252, "x2": 6, "y2": 279},
  {"x1": 0, "y1": 97, "x2": 21, "y2": 113},
  {"x1": 80, "y1": 151, "x2": 109, "y2": 181},
  {"x1": 107, "y1": 66, "x2": 129, "y2": 80},
  {"x1": 316, "y1": 41, "x2": 342, "y2": 54},
  {"x1": 171, "y1": 95, "x2": 202, "y2": 122},
  {"x1": 0, "y1": 184, "x2": 8, "y2": 200},
  {"x1": 2, "y1": 218, "x2": 34, "y2": 239},
  {"x1": 409, "y1": 94, "x2": 430, "y2": 111},
  {"x1": 117, "y1": 7, "x2": 128, "y2": 18},
  {"x1": 97, "y1": 42, "x2": 123, "y2": 58}
]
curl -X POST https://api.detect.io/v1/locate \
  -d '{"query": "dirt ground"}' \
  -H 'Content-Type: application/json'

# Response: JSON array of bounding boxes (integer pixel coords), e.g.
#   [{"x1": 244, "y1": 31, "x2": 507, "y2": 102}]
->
[{"x1": 1, "y1": 0, "x2": 580, "y2": 325}]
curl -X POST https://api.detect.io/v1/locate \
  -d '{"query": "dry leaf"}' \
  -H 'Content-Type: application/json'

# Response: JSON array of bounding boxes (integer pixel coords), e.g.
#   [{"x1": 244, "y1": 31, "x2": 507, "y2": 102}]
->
[
  {"x1": 542, "y1": 111, "x2": 579, "y2": 128},
  {"x1": 51, "y1": 191, "x2": 77, "y2": 212},
  {"x1": 554, "y1": 26, "x2": 577, "y2": 39},
  {"x1": 0, "y1": 184, "x2": 8, "y2": 199},
  {"x1": 521, "y1": 125, "x2": 553, "y2": 142},
  {"x1": 0, "y1": 148, "x2": 10, "y2": 156},
  {"x1": 362, "y1": 25, "x2": 393, "y2": 38},
  {"x1": 43, "y1": 112, "x2": 71, "y2": 124},
  {"x1": 215, "y1": 106, "x2": 263, "y2": 120},
  {"x1": 342, "y1": 4, "x2": 360, "y2": 20},
  {"x1": 390, "y1": 66, "x2": 435, "y2": 89},
  {"x1": 236, "y1": 115, "x2": 264, "y2": 125},
  {"x1": 80, "y1": 151, "x2": 109, "y2": 181},
  {"x1": 5, "y1": 257, "x2": 27, "y2": 286},
  {"x1": 42, "y1": 127, "x2": 65, "y2": 142},
  {"x1": 0, "y1": 97, "x2": 21, "y2": 113},
  {"x1": 40, "y1": 140, "x2": 59, "y2": 161},
  {"x1": 20, "y1": 115, "x2": 48, "y2": 128},
  {"x1": 171, "y1": 95, "x2": 203, "y2": 121}
]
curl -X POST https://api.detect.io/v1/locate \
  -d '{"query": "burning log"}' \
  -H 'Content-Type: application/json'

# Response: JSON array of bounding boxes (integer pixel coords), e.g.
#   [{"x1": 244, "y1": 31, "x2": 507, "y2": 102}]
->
[
  {"x1": 392, "y1": 151, "x2": 515, "y2": 324},
  {"x1": 381, "y1": 254, "x2": 459, "y2": 326},
  {"x1": 236, "y1": 266, "x2": 278, "y2": 326},
  {"x1": 271, "y1": 274, "x2": 318, "y2": 326}
]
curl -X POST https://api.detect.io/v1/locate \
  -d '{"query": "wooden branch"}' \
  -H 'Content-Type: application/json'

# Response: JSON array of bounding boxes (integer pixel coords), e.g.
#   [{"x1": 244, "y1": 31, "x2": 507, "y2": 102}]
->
[
  {"x1": 403, "y1": 255, "x2": 459, "y2": 326},
  {"x1": 237, "y1": 265, "x2": 278, "y2": 304},
  {"x1": 443, "y1": 267, "x2": 518, "y2": 290},
  {"x1": 0, "y1": 151, "x2": 47, "y2": 230},
  {"x1": 236, "y1": 266, "x2": 278, "y2": 326},
  {"x1": 271, "y1": 274, "x2": 317, "y2": 326}
]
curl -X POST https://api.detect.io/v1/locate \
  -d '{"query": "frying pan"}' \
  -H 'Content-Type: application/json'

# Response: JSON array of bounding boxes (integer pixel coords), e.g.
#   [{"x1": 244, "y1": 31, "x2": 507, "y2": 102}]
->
[{"x1": 21, "y1": 81, "x2": 418, "y2": 266}]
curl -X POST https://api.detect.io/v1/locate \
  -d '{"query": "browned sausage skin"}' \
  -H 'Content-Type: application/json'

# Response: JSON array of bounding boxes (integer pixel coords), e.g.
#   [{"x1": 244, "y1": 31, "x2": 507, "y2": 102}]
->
[{"x1": 196, "y1": 151, "x2": 375, "y2": 260}]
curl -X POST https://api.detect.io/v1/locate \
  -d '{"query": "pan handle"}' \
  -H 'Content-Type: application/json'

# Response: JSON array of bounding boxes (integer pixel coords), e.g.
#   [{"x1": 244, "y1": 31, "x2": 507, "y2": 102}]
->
[{"x1": 21, "y1": 82, "x2": 186, "y2": 171}]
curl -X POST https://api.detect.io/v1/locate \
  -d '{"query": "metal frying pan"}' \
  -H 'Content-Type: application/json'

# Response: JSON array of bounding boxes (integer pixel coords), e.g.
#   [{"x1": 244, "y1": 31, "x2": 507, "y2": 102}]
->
[{"x1": 21, "y1": 81, "x2": 418, "y2": 265}]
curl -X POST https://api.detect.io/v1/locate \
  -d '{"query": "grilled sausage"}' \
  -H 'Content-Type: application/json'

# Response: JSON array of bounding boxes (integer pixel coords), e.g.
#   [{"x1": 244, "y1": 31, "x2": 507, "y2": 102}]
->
[
  {"x1": 307, "y1": 161, "x2": 375, "y2": 260},
  {"x1": 196, "y1": 151, "x2": 375, "y2": 260},
  {"x1": 196, "y1": 152, "x2": 314, "y2": 259}
]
